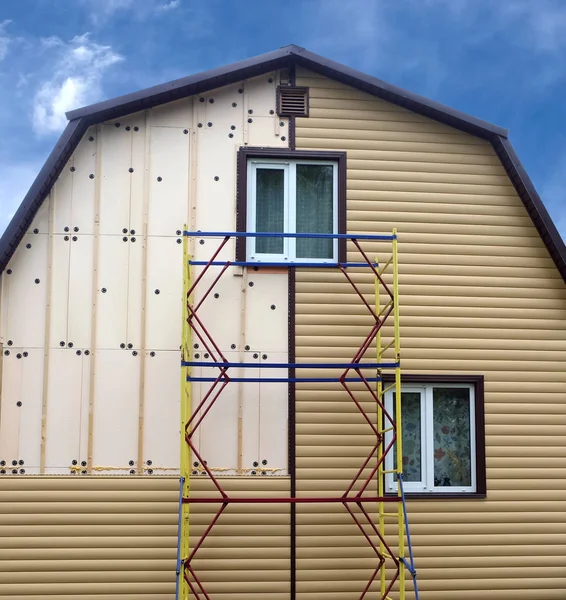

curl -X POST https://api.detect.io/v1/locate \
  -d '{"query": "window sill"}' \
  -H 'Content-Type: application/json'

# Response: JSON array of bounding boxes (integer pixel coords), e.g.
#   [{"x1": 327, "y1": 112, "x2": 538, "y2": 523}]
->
[{"x1": 388, "y1": 492, "x2": 487, "y2": 500}]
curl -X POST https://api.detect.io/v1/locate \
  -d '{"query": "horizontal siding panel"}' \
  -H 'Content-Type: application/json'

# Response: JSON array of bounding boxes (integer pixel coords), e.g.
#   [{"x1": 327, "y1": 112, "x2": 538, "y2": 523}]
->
[
  {"x1": 0, "y1": 571, "x2": 175, "y2": 584},
  {"x1": 0, "y1": 548, "x2": 176, "y2": 561},
  {"x1": 0, "y1": 501, "x2": 177, "y2": 515},
  {"x1": 307, "y1": 109, "x2": 486, "y2": 136},
  {"x1": 293, "y1": 346, "x2": 566, "y2": 363},
  {"x1": 347, "y1": 179, "x2": 518, "y2": 197},
  {"x1": 0, "y1": 595, "x2": 285, "y2": 600},
  {"x1": 0, "y1": 536, "x2": 175, "y2": 550},
  {"x1": 295, "y1": 298, "x2": 566, "y2": 318},
  {"x1": 487, "y1": 445, "x2": 566, "y2": 457},
  {"x1": 298, "y1": 131, "x2": 495, "y2": 155},
  {"x1": 296, "y1": 277, "x2": 565, "y2": 297},
  {"x1": 349, "y1": 196, "x2": 527, "y2": 213},
  {"x1": 347, "y1": 188, "x2": 530, "y2": 207},
  {"x1": 0, "y1": 477, "x2": 289, "y2": 597},
  {"x1": 0, "y1": 583, "x2": 175, "y2": 595},
  {"x1": 300, "y1": 120, "x2": 488, "y2": 145},
  {"x1": 346, "y1": 222, "x2": 543, "y2": 239},
  {"x1": 291, "y1": 592, "x2": 566, "y2": 600},
  {"x1": 298, "y1": 141, "x2": 503, "y2": 165},
  {"x1": 296, "y1": 312, "x2": 566, "y2": 330},
  {"x1": 0, "y1": 559, "x2": 175, "y2": 573},
  {"x1": 0, "y1": 477, "x2": 177, "y2": 492},
  {"x1": 296, "y1": 555, "x2": 566, "y2": 569},
  {"x1": 307, "y1": 95, "x2": 447, "y2": 117},
  {"x1": 296, "y1": 401, "x2": 566, "y2": 417},
  {"x1": 345, "y1": 157, "x2": 508, "y2": 176},
  {"x1": 0, "y1": 512, "x2": 177, "y2": 526},
  {"x1": 295, "y1": 565, "x2": 565, "y2": 581}
]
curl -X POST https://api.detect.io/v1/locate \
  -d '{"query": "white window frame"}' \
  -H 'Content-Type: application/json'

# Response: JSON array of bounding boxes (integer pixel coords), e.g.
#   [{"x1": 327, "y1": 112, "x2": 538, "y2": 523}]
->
[
  {"x1": 384, "y1": 383, "x2": 476, "y2": 494},
  {"x1": 246, "y1": 158, "x2": 339, "y2": 264}
]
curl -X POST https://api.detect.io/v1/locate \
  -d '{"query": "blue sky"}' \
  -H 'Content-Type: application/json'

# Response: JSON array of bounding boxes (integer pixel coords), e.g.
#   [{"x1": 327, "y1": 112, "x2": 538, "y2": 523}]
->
[{"x1": 0, "y1": 0, "x2": 565, "y2": 241}]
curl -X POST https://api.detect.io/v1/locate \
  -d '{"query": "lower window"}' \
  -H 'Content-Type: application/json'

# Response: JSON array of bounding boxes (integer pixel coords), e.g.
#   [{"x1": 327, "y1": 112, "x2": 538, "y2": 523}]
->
[{"x1": 384, "y1": 380, "x2": 484, "y2": 495}]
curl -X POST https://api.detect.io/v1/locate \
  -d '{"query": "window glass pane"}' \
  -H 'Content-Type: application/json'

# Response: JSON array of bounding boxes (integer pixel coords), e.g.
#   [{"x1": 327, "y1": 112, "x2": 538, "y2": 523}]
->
[
  {"x1": 296, "y1": 164, "x2": 334, "y2": 259},
  {"x1": 255, "y1": 168, "x2": 284, "y2": 254},
  {"x1": 433, "y1": 388, "x2": 472, "y2": 487},
  {"x1": 393, "y1": 392, "x2": 422, "y2": 482}
]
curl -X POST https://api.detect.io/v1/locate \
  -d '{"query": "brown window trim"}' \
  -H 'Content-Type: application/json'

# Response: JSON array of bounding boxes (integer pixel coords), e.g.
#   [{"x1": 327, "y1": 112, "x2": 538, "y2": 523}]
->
[
  {"x1": 236, "y1": 147, "x2": 347, "y2": 263},
  {"x1": 381, "y1": 373, "x2": 486, "y2": 499}
]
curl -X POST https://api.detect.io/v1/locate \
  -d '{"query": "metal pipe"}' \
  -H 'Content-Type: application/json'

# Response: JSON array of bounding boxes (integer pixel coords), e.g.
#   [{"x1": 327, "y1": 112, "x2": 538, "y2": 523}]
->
[{"x1": 184, "y1": 230, "x2": 396, "y2": 240}]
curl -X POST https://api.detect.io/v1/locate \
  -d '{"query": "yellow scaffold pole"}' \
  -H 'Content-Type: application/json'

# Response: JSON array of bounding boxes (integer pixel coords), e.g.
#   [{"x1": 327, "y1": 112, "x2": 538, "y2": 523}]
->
[{"x1": 179, "y1": 226, "x2": 191, "y2": 600}]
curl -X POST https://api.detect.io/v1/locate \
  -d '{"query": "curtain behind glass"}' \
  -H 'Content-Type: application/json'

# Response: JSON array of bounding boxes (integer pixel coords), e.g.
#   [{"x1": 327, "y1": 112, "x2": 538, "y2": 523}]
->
[
  {"x1": 255, "y1": 168, "x2": 284, "y2": 254},
  {"x1": 296, "y1": 164, "x2": 333, "y2": 259},
  {"x1": 393, "y1": 392, "x2": 422, "y2": 482},
  {"x1": 433, "y1": 388, "x2": 472, "y2": 486}
]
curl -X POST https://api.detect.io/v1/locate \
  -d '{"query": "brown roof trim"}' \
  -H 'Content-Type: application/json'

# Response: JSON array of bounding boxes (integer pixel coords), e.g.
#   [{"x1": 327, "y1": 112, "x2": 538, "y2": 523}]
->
[
  {"x1": 0, "y1": 119, "x2": 87, "y2": 271},
  {"x1": 66, "y1": 45, "x2": 507, "y2": 139},
  {"x1": 289, "y1": 46, "x2": 508, "y2": 139},
  {"x1": 66, "y1": 47, "x2": 298, "y2": 123},
  {"x1": 492, "y1": 137, "x2": 566, "y2": 282},
  {"x1": 1, "y1": 45, "x2": 565, "y2": 281}
]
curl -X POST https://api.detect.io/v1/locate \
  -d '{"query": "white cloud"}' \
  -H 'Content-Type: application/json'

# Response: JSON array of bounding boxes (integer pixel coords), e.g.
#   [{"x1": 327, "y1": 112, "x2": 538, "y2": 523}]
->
[
  {"x1": 0, "y1": 20, "x2": 12, "y2": 60},
  {"x1": 422, "y1": 0, "x2": 566, "y2": 53},
  {"x1": 502, "y1": 0, "x2": 566, "y2": 53},
  {"x1": 83, "y1": 0, "x2": 181, "y2": 23},
  {"x1": 303, "y1": 0, "x2": 387, "y2": 71},
  {"x1": 32, "y1": 33, "x2": 123, "y2": 135},
  {"x1": 83, "y1": 0, "x2": 134, "y2": 24},
  {"x1": 157, "y1": 0, "x2": 180, "y2": 12}
]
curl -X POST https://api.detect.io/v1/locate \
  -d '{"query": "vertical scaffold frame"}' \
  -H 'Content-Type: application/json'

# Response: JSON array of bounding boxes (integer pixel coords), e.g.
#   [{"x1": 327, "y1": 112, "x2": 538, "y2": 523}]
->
[{"x1": 178, "y1": 229, "x2": 416, "y2": 600}]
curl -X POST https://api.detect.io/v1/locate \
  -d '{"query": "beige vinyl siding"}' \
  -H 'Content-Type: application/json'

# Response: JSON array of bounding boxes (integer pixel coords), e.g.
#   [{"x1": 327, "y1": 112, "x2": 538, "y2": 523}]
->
[
  {"x1": 294, "y1": 68, "x2": 566, "y2": 599},
  {"x1": 0, "y1": 476, "x2": 289, "y2": 599}
]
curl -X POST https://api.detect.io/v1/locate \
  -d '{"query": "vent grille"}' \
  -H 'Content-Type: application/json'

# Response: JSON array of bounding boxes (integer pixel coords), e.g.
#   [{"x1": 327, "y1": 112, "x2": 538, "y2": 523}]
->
[{"x1": 277, "y1": 86, "x2": 309, "y2": 117}]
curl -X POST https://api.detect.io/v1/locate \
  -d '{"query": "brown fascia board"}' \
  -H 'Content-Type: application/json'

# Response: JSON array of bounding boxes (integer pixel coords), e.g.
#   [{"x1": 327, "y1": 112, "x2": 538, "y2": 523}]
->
[
  {"x1": 288, "y1": 46, "x2": 509, "y2": 140},
  {"x1": 492, "y1": 136, "x2": 566, "y2": 282},
  {"x1": 66, "y1": 44, "x2": 507, "y2": 140},
  {"x1": 65, "y1": 46, "x2": 299, "y2": 123},
  {"x1": 1, "y1": 45, "x2": 565, "y2": 282},
  {"x1": 0, "y1": 119, "x2": 87, "y2": 272}
]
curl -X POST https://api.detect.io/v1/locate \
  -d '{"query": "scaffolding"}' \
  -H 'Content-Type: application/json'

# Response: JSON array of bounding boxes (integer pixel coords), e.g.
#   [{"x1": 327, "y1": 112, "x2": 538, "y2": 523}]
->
[{"x1": 177, "y1": 229, "x2": 418, "y2": 599}]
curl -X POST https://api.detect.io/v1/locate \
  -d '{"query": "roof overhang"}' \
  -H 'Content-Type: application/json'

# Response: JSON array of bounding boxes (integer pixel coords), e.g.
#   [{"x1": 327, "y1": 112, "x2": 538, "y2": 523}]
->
[{"x1": 1, "y1": 44, "x2": 564, "y2": 281}]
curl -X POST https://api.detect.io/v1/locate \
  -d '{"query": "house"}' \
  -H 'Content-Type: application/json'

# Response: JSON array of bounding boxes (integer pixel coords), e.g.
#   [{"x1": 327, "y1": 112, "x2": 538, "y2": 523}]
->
[{"x1": 0, "y1": 44, "x2": 565, "y2": 599}]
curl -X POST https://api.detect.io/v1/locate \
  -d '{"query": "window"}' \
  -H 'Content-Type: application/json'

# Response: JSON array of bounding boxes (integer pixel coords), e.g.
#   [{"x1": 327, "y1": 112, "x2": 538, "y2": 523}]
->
[
  {"x1": 237, "y1": 149, "x2": 346, "y2": 264},
  {"x1": 384, "y1": 378, "x2": 486, "y2": 496}
]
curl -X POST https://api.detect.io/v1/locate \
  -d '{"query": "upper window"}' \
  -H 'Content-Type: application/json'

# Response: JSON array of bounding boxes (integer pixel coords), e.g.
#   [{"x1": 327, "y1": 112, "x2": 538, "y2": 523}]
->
[
  {"x1": 247, "y1": 159, "x2": 337, "y2": 263},
  {"x1": 237, "y1": 149, "x2": 346, "y2": 264},
  {"x1": 384, "y1": 379, "x2": 485, "y2": 495}
]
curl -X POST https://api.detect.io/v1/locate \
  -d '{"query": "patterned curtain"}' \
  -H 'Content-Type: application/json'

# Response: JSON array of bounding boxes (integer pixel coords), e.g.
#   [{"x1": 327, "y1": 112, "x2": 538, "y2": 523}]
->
[
  {"x1": 295, "y1": 164, "x2": 333, "y2": 259},
  {"x1": 255, "y1": 168, "x2": 284, "y2": 254},
  {"x1": 433, "y1": 387, "x2": 472, "y2": 486},
  {"x1": 394, "y1": 392, "x2": 422, "y2": 482}
]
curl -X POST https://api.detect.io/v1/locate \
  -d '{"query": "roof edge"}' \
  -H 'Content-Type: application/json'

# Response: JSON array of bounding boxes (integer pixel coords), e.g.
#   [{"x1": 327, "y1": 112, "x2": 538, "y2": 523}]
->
[
  {"x1": 0, "y1": 119, "x2": 87, "y2": 272},
  {"x1": 289, "y1": 47, "x2": 509, "y2": 139},
  {"x1": 66, "y1": 44, "x2": 508, "y2": 141},
  {"x1": 66, "y1": 46, "x2": 299, "y2": 122},
  {"x1": 492, "y1": 136, "x2": 566, "y2": 281},
  {"x1": 2, "y1": 46, "x2": 564, "y2": 284}
]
